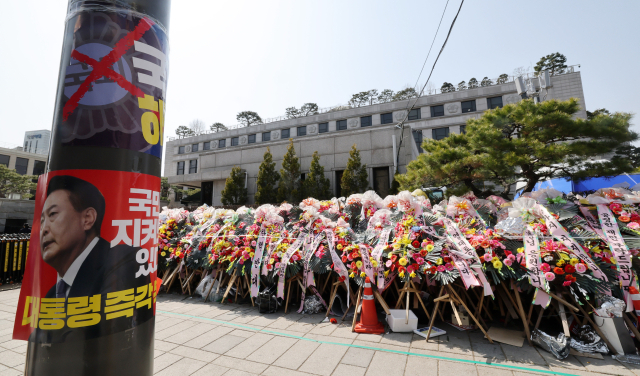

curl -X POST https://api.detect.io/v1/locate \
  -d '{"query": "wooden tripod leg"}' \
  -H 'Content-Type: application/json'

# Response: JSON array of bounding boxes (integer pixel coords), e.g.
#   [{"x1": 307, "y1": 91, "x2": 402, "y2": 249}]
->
[
  {"x1": 221, "y1": 274, "x2": 237, "y2": 304},
  {"x1": 326, "y1": 283, "x2": 338, "y2": 317},
  {"x1": 284, "y1": 279, "x2": 292, "y2": 313},
  {"x1": 395, "y1": 282, "x2": 408, "y2": 309},
  {"x1": 624, "y1": 313, "x2": 640, "y2": 341},
  {"x1": 557, "y1": 303, "x2": 570, "y2": 338},
  {"x1": 512, "y1": 286, "x2": 533, "y2": 346},
  {"x1": 568, "y1": 294, "x2": 618, "y2": 355},
  {"x1": 447, "y1": 285, "x2": 493, "y2": 344},
  {"x1": 410, "y1": 281, "x2": 431, "y2": 320},
  {"x1": 373, "y1": 289, "x2": 391, "y2": 315},
  {"x1": 425, "y1": 286, "x2": 445, "y2": 342},
  {"x1": 215, "y1": 271, "x2": 225, "y2": 294},
  {"x1": 527, "y1": 303, "x2": 534, "y2": 327},
  {"x1": 203, "y1": 269, "x2": 218, "y2": 303},
  {"x1": 351, "y1": 287, "x2": 363, "y2": 331},
  {"x1": 244, "y1": 274, "x2": 254, "y2": 306},
  {"x1": 343, "y1": 285, "x2": 361, "y2": 322},
  {"x1": 534, "y1": 305, "x2": 545, "y2": 330}
]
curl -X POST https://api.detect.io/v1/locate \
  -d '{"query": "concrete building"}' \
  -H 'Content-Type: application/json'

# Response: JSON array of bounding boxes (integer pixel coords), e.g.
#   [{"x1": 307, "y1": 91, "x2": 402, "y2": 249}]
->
[
  {"x1": 165, "y1": 67, "x2": 586, "y2": 206},
  {"x1": 0, "y1": 146, "x2": 47, "y2": 179},
  {"x1": 23, "y1": 130, "x2": 51, "y2": 155}
]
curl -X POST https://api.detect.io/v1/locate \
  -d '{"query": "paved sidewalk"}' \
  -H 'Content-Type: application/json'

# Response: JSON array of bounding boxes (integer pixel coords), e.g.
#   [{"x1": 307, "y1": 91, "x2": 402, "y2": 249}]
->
[{"x1": 0, "y1": 289, "x2": 638, "y2": 375}]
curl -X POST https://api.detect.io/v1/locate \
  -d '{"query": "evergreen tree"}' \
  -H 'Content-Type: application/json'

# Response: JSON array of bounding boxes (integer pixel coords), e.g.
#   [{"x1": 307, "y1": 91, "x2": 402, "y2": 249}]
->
[
  {"x1": 341, "y1": 145, "x2": 369, "y2": 196},
  {"x1": 255, "y1": 147, "x2": 279, "y2": 204},
  {"x1": 480, "y1": 77, "x2": 493, "y2": 87},
  {"x1": 534, "y1": 52, "x2": 568, "y2": 76},
  {"x1": 304, "y1": 151, "x2": 331, "y2": 200},
  {"x1": 220, "y1": 166, "x2": 248, "y2": 205},
  {"x1": 397, "y1": 98, "x2": 638, "y2": 198},
  {"x1": 496, "y1": 74, "x2": 509, "y2": 84},
  {"x1": 277, "y1": 139, "x2": 302, "y2": 203},
  {"x1": 440, "y1": 82, "x2": 455, "y2": 93},
  {"x1": 457, "y1": 81, "x2": 467, "y2": 91},
  {"x1": 468, "y1": 78, "x2": 479, "y2": 89}
]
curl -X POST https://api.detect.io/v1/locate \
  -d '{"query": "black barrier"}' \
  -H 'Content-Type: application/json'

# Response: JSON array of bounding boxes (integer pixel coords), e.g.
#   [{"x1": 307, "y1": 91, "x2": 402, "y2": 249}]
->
[{"x1": 0, "y1": 234, "x2": 30, "y2": 285}]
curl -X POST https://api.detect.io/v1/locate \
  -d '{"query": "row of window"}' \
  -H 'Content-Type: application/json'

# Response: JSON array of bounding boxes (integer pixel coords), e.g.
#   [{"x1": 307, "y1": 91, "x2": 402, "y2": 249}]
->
[
  {"x1": 177, "y1": 97, "x2": 503, "y2": 154},
  {"x1": 412, "y1": 124, "x2": 468, "y2": 151},
  {"x1": 176, "y1": 159, "x2": 198, "y2": 175},
  {"x1": 0, "y1": 155, "x2": 45, "y2": 176}
]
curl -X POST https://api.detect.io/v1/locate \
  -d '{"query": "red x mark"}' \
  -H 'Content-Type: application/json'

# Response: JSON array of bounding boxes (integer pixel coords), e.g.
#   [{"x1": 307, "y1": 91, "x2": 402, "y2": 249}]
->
[{"x1": 62, "y1": 18, "x2": 155, "y2": 121}]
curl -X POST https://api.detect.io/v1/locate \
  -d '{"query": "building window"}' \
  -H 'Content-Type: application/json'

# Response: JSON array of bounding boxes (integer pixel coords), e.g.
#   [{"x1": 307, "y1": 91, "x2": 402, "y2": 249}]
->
[
  {"x1": 361, "y1": 116, "x2": 372, "y2": 127},
  {"x1": 461, "y1": 100, "x2": 476, "y2": 113},
  {"x1": 33, "y1": 160, "x2": 46, "y2": 176},
  {"x1": 203, "y1": 142, "x2": 210, "y2": 150},
  {"x1": 335, "y1": 170, "x2": 344, "y2": 197},
  {"x1": 460, "y1": 125, "x2": 467, "y2": 134},
  {"x1": 412, "y1": 130, "x2": 423, "y2": 153},
  {"x1": 430, "y1": 105, "x2": 444, "y2": 117},
  {"x1": 263, "y1": 132, "x2": 271, "y2": 141},
  {"x1": 189, "y1": 159, "x2": 197, "y2": 174},
  {"x1": 178, "y1": 146, "x2": 185, "y2": 154},
  {"x1": 319, "y1": 123, "x2": 328, "y2": 133},
  {"x1": 192, "y1": 143, "x2": 199, "y2": 152},
  {"x1": 373, "y1": 167, "x2": 390, "y2": 198},
  {"x1": 248, "y1": 134, "x2": 256, "y2": 143},
  {"x1": 177, "y1": 161, "x2": 185, "y2": 175},
  {"x1": 432, "y1": 127, "x2": 450, "y2": 140},
  {"x1": 487, "y1": 96, "x2": 503, "y2": 109},
  {"x1": 231, "y1": 137, "x2": 239, "y2": 146},
  {"x1": 408, "y1": 108, "x2": 421, "y2": 120},
  {"x1": 281, "y1": 129, "x2": 290, "y2": 138},
  {"x1": 218, "y1": 139, "x2": 226, "y2": 148},
  {"x1": 380, "y1": 113, "x2": 393, "y2": 124},
  {"x1": 297, "y1": 126, "x2": 307, "y2": 136},
  {"x1": 15, "y1": 157, "x2": 28, "y2": 175},
  {"x1": 337, "y1": 120, "x2": 347, "y2": 131},
  {"x1": 0, "y1": 154, "x2": 9, "y2": 167}
]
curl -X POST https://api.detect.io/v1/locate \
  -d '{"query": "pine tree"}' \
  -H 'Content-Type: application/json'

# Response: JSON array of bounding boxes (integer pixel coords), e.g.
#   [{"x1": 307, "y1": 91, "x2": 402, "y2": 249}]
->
[
  {"x1": 277, "y1": 139, "x2": 302, "y2": 203},
  {"x1": 303, "y1": 151, "x2": 331, "y2": 200},
  {"x1": 255, "y1": 148, "x2": 279, "y2": 204},
  {"x1": 220, "y1": 166, "x2": 248, "y2": 205},
  {"x1": 341, "y1": 145, "x2": 369, "y2": 197}
]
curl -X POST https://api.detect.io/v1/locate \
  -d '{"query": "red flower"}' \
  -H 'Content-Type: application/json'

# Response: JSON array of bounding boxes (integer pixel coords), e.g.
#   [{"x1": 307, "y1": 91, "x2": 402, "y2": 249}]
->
[
  {"x1": 565, "y1": 265, "x2": 576, "y2": 274},
  {"x1": 429, "y1": 266, "x2": 437, "y2": 274},
  {"x1": 565, "y1": 275, "x2": 576, "y2": 283},
  {"x1": 390, "y1": 255, "x2": 398, "y2": 262},
  {"x1": 553, "y1": 267, "x2": 565, "y2": 275},
  {"x1": 411, "y1": 240, "x2": 420, "y2": 248},
  {"x1": 338, "y1": 276, "x2": 346, "y2": 282},
  {"x1": 443, "y1": 256, "x2": 452, "y2": 263},
  {"x1": 504, "y1": 250, "x2": 512, "y2": 256},
  {"x1": 420, "y1": 250, "x2": 428, "y2": 257},
  {"x1": 341, "y1": 256, "x2": 348, "y2": 263}
]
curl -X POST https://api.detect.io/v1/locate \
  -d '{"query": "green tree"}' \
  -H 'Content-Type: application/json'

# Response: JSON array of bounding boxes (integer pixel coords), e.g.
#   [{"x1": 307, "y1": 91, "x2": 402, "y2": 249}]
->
[
  {"x1": 392, "y1": 87, "x2": 418, "y2": 101},
  {"x1": 534, "y1": 52, "x2": 568, "y2": 76},
  {"x1": 160, "y1": 177, "x2": 170, "y2": 201},
  {"x1": 255, "y1": 147, "x2": 280, "y2": 204},
  {"x1": 0, "y1": 165, "x2": 36, "y2": 199},
  {"x1": 175, "y1": 125, "x2": 194, "y2": 138},
  {"x1": 587, "y1": 108, "x2": 611, "y2": 120},
  {"x1": 397, "y1": 98, "x2": 638, "y2": 198},
  {"x1": 377, "y1": 89, "x2": 395, "y2": 103},
  {"x1": 480, "y1": 77, "x2": 493, "y2": 87},
  {"x1": 210, "y1": 122, "x2": 227, "y2": 132},
  {"x1": 468, "y1": 78, "x2": 479, "y2": 89},
  {"x1": 285, "y1": 107, "x2": 301, "y2": 119},
  {"x1": 341, "y1": 145, "x2": 369, "y2": 196},
  {"x1": 220, "y1": 166, "x2": 248, "y2": 205},
  {"x1": 613, "y1": 145, "x2": 640, "y2": 170},
  {"x1": 299, "y1": 103, "x2": 319, "y2": 116},
  {"x1": 440, "y1": 82, "x2": 455, "y2": 93},
  {"x1": 304, "y1": 151, "x2": 331, "y2": 200},
  {"x1": 457, "y1": 81, "x2": 467, "y2": 91},
  {"x1": 277, "y1": 139, "x2": 302, "y2": 203},
  {"x1": 236, "y1": 111, "x2": 263, "y2": 127},
  {"x1": 496, "y1": 74, "x2": 509, "y2": 84}
]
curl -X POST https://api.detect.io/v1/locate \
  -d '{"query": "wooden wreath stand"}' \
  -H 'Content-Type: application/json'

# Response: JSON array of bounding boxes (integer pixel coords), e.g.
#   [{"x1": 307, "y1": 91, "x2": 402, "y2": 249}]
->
[
  {"x1": 394, "y1": 280, "x2": 431, "y2": 322},
  {"x1": 425, "y1": 285, "x2": 493, "y2": 343},
  {"x1": 284, "y1": 274, "x2": 305, "y2": 313},
  {"x1": 325, "y1": 276, "x2": 358, "y2": 319},
  {"x1": 220, "y1": 273, "x2": 254, "y2": 305}
]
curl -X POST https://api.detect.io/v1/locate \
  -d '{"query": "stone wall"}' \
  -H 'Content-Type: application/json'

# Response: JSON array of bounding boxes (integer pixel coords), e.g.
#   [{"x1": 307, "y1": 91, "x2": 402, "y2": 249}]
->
[{"x1": 0, "y1": 199, "x2": 35, "y2": 233}]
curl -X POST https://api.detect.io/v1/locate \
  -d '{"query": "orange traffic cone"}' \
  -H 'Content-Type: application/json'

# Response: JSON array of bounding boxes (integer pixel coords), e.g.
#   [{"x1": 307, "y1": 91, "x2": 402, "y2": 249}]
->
[
  {"x1": 629, "y1": 286, "x2": 640, "y2": 317},
  {"x1": 355, "y1": 277, "x2": 385, "y2": 334}
]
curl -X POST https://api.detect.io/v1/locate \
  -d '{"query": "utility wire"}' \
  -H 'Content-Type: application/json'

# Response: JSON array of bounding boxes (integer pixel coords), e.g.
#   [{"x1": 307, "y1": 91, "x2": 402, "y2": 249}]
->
[
  {"x1": 411, "y1": 0, "x2": 450, "y2": 94},
  {"x1": 394, "y1": 0, "x2": 465, "y2": 173}
]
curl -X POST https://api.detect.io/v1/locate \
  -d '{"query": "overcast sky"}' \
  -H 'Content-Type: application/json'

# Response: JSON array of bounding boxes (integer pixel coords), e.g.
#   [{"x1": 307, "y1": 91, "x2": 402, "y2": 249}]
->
[{"x1": 1, "y1": 1, "x2": 638, "y2": 159}]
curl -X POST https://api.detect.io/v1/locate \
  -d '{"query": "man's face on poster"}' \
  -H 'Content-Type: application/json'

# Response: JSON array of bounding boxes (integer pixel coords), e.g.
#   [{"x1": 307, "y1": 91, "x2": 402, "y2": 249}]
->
[{"x1": 40, "y1": 190, "x2": 96, "y2": 269}]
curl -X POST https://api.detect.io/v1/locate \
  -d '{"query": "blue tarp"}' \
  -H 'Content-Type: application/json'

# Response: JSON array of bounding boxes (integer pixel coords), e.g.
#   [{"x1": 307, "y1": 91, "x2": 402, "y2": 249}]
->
[{"x1": 531, "y1": 174, "x2": 640, "y2": 194}]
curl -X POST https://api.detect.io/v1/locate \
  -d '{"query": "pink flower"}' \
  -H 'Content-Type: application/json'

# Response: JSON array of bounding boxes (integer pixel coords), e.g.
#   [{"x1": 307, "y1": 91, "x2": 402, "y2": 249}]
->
[
  {"x1": 251, "y1": 240, "x2": 257, "y2": 247},
  {"x1": 503, "y1": 258, "x2": 513, "y2": 267},
  {"x1": 575, "y1": 263, "x2": 587, "y2": 273},
  {"x1": 386, "y1": 260, "x2": 393, "y2": 267},
  {"x1": 507, "y1": 254, "x2": 516, "y2": 261},
  {"x1": 562, "y1": 281, "x2": 572, "y2": 287},
  {"x1": 628, "y1": 222, "x2": 640, "y2": 230},
  {"x1": 483, "y1": 253, "x2": 493, "y2": 262},
  {"x1": 541, "y1": 263, "x2": 550, "y2": 273},
  {"x1": 315, "y1": 251, "x2": 324, "y2": 258},
  {"x1": 436, "y1": 265, "x2": 446, "y2": 272},
  {"x1": 545, "y1": 272, "x2": 555, "y2": 281},
  {"x1": 445, "y1": 263, "x2": 454, "y2": 271},
  {"x1": 275, "y1": 262, "x2": 281, "y2": 268}
]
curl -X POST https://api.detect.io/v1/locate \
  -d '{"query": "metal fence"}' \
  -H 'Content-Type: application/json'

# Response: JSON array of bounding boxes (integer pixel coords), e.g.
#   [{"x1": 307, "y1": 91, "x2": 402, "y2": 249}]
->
[{"x1": 0, "y1": 234, "x2": 30, "y2": 284}]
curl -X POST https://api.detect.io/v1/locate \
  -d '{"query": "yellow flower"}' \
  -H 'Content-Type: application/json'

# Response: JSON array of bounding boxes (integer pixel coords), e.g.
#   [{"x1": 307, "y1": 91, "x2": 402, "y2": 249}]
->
[
  {"x1": 393, "y1": 244, "x2": 401, "y2": 250},
  {"x1": 611, "y1": 258, "x2": 617, "y2": 265},
  {"x1": 569, "y1": 258, "x2": 579, "y2": 265},
  {"x1": 175, "y1": 251, "x2": 181, "y2": 257},
  {"x1": 556, "y1": 260, "x2": 565, "y2": 267},
  {"x1": 371, "y1": 260, "x2": 378, "y2": 268},
  {"x1": 250, "y1": 252, "x2": 255, "y2": 258},
  {"x1": 161, "y1": 251, "x2": 166, "y2": 257},
  {"x1": 465, "y1": 228, "x2": 476, "y2": 235},
  {"x1": 337, "y1": 244, "x2": 343, "y2": 250},
  {"x1": 436, "y1": 258, "x2": 443, "y2": 265},
  {"x1": 356, "y1": 261, "x2": 363, "y2": 268},
  {"x1": 399, "y1": 272, "x2": 405, "y2": 278},
  {"x1": 516, "y1": 247, "x2": 524, "y2": 253},
  {"x1": 399, "y1": 257, "x2": 408, "y2": 266},
  {"x1": 360, "y1": 272, "x2": 366, "y2": 277},
  {"x1": 410, "y1": 272, "x2": 416, "y2": 278},
  {"x1": 492, "y1": 256, "x2": 500, "y2": 263},
  {"x1": 592, "y1": 246, "x2": 602, "y2": 254},
  {"x1": 269, "y1": 258, "x2": 275, "y2": 264},
  {"x1": 384, "y1": 270, "x2": 390, "y2": 277},
  {"x1": 349, "y1": 272, "x2": 355, "y2": 278},
  {"x1": 492, "y1": 260, "x2": 503, "y2": 269},
  {"x1": 426, "y1": 244, "x2": 434, "y2": 252}
]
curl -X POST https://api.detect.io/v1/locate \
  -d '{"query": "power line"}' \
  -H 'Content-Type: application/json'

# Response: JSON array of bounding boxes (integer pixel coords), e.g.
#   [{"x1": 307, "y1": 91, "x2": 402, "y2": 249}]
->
[
  {"x1": 394, "y1": 0, "x2": 465, "y2": 173},
  {"x1": 411, "y1": 0, "x2": 450, "y2": 95}
]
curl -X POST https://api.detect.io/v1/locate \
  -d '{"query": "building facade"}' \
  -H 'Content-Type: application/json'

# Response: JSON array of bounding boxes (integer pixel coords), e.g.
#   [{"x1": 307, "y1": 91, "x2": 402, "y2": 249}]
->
[
  {"x1": 0, "y1": 146, "x2": 48, "y2": 178},
  {"x1": 165, "y1": 68, "x2": 586, "y2": 206},
  {"x1": 23, "y1": 130, "x2": 51, "y2": 155}
]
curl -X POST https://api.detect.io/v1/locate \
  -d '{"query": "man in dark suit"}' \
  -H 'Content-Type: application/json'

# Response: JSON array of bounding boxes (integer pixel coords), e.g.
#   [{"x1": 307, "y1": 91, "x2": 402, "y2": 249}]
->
[{"x1": 27, "y1": 175, "x2": 154, "y2": 375}]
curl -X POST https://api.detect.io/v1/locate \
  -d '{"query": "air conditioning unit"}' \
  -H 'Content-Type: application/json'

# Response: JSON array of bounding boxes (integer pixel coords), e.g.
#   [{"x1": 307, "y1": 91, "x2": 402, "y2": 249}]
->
[
  {"x1": 515, "y1": 76, "x2": 527, "y2": 95},
  {"x1": 539, "y1": 70, "x2": 551, "y2": 88}
]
